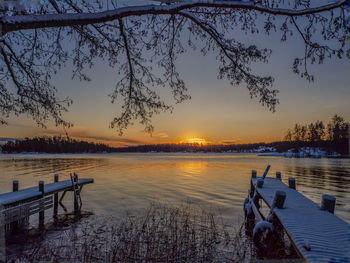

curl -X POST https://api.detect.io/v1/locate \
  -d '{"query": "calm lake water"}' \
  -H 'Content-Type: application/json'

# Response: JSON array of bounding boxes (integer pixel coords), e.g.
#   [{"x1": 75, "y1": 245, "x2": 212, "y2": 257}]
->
[{"x1": 0, "y1": 153, "x2": 349, "y2": 226}]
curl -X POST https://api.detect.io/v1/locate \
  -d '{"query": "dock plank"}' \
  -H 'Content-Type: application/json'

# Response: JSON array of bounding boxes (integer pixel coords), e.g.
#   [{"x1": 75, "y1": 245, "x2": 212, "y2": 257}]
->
[
  {"x1": 0, "y1": 178, "x2": 94, "y2": 206},
  {"x1": 252, "y1": 177, "x2": 350, "y2": 263}
]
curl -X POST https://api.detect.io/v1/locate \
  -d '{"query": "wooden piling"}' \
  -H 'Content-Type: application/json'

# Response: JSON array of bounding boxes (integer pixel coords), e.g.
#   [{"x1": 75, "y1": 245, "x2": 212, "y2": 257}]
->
[
  {"x1": 250, "y1": 170, "x2": 257, "y2": 197},
  {"x1": 252, "y1": 170, "x2": 257, "y2": 178},
  {"x1": 73, "y1": 174, "x2": 79, "y2": 213},
  {"x1": 12, "y1": 180, "x2": 19, "y2": 192},
  {"x1": 321, "y1": 194, "x2": 336, "y2": 214},
  {"x1": 39, "y1": 181, "x2": 45, "y2": 227},
  {"x1": 257, "y1": 178, "x2": 264, "y2": 188},
  {"x1": 0, "y1": 204, "x2": 5, "y2": 263},
  {"x1": 348, "y1": 124, "x2": 350, "y2": 159},
  {"x1": 272, "y1": 190, "x2": 286, "y2": 209},
  {"x1": 54, "y1": 174, "x2": 59, "y2": 218},
  {"x1": 276, "y1": 171, "x2": 282, "y2": 180},
  {"x1": 288, "y1": 178, "x2": 296, "y2": 190},
  {"x1": 11, "y1": 180, "x2": 19, "y2": 231}
]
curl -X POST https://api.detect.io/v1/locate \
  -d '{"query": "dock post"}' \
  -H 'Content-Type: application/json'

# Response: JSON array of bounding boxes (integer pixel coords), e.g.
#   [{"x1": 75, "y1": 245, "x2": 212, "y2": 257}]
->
[
  {"x1": 272, "y1": 190, "x2": 286, "y2": 209},
  {"x1": 11, "y1": 180, "x2": 19, "y2": 232},
  {"x1": 12, "y1": 180, "x2": 19, "y2": 192},
  {"x1": 53, "y1": 174, "x2": 59, "y2": 219},
  {"x1": 73, "y1": 174, "x2": 79, "y2": 214},
  {"x1": 257, "y1": 178, "x2": 264, "y2": 188},
  {"x1": 39, "y1": 181, "x2": 45, "y2": 228},
  {"x1": 252, "y1": 170, "x2": 257, "y2": 178},
  {"x1": 288, "y1": 178, "x2": 296, "y2": 190},
  {"x1": 321, "y1": 194, "x2": 336, "y2": 214},
  {"x1": 0, "y1": 204, "x2": 5, "y2": 263},
  {"x1": 276, "y1": 171, "x2": 282, "y2": 180},
  {"x1": 250, "y1": 170, "x2": 257, "y2": 197}
]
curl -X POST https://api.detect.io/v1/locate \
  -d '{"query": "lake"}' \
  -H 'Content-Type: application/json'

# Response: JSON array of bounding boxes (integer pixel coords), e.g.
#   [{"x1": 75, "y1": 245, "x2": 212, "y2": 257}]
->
[{"x1": 0, "y1": 153, "x2": 349, "y2": 226}]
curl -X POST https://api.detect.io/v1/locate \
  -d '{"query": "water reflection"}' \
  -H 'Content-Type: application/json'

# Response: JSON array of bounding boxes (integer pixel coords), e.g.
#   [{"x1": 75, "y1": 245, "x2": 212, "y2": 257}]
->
[
  {"x1": 0, "y1": 153, "x2": 349, "y2": 225},
  {"x1": 177, "y1": 161, "x2": 207, "y2": 177}
]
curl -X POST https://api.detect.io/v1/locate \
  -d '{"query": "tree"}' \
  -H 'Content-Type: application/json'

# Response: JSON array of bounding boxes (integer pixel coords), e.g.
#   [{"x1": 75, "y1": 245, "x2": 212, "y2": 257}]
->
[
  {"x1": 0, "y1": 0, "x2": 349, "y2": 134},
  {"x1": 306, "y1": 123, "x2": 316, "y2": 142},
  {"x1": 292, "y1": 124, "x2": 303, "y2": 142},
  {"x1": 284, "y1": 128, "x2": 292, "y2": 142},
  {"x1": 326, "y1": 114, "x2": 348, "y2": 142},
  {"x1": 314, "y1": 120, "x2": 325, "y2": 142}
]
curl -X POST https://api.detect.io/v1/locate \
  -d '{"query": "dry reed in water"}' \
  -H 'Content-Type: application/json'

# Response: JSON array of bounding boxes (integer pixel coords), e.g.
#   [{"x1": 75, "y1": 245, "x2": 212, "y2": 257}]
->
[{"x1": 13, "y1": 202, "x2": 255, "y2": 262}]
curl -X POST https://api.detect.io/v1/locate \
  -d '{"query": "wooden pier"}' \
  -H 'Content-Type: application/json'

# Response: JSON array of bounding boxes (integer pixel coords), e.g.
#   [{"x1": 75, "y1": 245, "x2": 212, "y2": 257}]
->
[
  {"x1": 0, "y1": 174, "x2": 94, "y2": 229},
  {"x1": 245, "y1": 169, "x2": 350, "y2": 263}
]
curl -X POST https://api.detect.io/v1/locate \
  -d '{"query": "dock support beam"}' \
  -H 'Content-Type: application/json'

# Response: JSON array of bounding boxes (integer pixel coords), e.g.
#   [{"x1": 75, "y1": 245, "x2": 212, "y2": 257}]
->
[
  {"x1": 73, "y1": 174, "x2": 79, "y2": 213},
  {"x1": 0, "y1": 204, "x2": 5, "y2": 263},
  {"x1": 250, "y1": 170, "x2": 257, "y2": 197},
  {"x1": 251, "y1": 170, "x2": 256, "y2": 193},
  {"x1": 11, "y1": 180, "x2": 19, "y2": 232},
  {"x1": 39, "y1": 181, "x2": 45, "y2": 228},
  {"x1": 54, "y1": 174, "x2": 59, "y2": 219},
  {"x1": 321, "y1": 194, "x2": 336, "y2": 214}
]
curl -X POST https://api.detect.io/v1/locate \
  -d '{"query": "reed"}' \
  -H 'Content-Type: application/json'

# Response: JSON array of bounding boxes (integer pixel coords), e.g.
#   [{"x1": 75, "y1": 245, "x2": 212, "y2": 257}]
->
[{"x1": 13, "y1": 203, "x2": 255, "y2": 262}]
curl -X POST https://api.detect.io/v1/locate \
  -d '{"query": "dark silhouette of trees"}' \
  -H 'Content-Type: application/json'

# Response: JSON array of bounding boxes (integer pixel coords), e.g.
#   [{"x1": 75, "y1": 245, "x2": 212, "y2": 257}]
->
[
  {"x1": 0, "y1": 1, "x2": 349, "y2": 133},
  {"x1": 114, "y1": 142, "x2": 277, "y2": 153},
  {"x1": 2, "y1": 136, "x2": 112, "y2": 153},
  {"x1": 2, "y1": 115, "x2": 348, "y2": 154},
  {"x1": 284, "y1": 114, "x2": 349, "y2": 154},
  {"x1": 326, "y1": 114, "x2": 349, "y2": 153}
]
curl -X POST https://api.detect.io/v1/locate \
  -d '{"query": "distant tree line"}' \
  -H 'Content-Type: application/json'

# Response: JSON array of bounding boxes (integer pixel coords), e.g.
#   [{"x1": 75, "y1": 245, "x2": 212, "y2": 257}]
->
[
  {"x1": 114, "y1": 143, "x2": 272, "y2": 153},
  {"x1": 1, "y1": 114, "x2": 348, "y2": 155},
  {"x1": 283, "y1": 114, "x2": 349, "y2": 154},
  {"x1": 2, "y1": 136, "x2": 113, "y2": 153},
  {"x1": 114, "y1": 142, "x2": 286, "y2": 153}
]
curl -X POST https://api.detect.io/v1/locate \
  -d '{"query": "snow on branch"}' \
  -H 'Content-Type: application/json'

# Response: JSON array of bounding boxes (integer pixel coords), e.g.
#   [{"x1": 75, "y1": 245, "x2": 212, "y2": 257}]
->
[{"x1": 1, "y1": 0, "x2": 346, "y2": 34}]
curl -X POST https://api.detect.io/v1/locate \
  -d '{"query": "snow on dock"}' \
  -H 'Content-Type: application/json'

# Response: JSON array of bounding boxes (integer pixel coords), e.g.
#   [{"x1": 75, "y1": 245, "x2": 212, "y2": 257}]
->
[
  {"x1": 252, "y1": 177, "x2": 350, "y2": 263},
  {"x1": 0, "y1": 178, "x2": 93, "y2": 206}
]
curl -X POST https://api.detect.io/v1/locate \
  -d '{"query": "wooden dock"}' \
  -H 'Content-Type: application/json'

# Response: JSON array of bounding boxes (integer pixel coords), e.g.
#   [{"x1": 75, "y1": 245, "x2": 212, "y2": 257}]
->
[
  {"x1": 0, "y1": 174, "x2": 93, "y2": 262},
  {"x1": 246, "y1": 171, "x2": 350, "y2": 263},
  {"x1": 0, "y1": 178, "x2": 93, "y2": 207},
  {"x1": 0, "y1": 174, "x2": 94, "y2": 228}
]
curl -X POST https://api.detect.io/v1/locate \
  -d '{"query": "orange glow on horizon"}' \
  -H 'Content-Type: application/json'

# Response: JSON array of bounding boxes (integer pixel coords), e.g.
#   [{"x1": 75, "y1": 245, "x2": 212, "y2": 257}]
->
[{"x1": 179, "y1": 137, "x2": 209, "y2": 145}]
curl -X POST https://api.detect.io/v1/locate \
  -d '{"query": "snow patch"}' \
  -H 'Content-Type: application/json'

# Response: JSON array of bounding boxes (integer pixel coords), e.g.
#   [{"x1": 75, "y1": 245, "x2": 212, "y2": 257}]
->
[{"x1": 258, "y1": 147, "x2": 342, "y2": 158}]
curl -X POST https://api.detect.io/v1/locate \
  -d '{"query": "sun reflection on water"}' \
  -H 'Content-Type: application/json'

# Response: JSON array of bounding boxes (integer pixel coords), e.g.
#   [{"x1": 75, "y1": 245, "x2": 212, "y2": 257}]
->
[{"x1": 178, "y1": 161, "x2": 208, "y2": 177}]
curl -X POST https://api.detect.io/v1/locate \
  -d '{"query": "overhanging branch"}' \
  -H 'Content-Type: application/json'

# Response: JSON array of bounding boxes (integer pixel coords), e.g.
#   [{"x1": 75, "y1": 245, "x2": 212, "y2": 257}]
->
[{"x1": 1, "y1": 0, "x2": 346, "y2": 34}]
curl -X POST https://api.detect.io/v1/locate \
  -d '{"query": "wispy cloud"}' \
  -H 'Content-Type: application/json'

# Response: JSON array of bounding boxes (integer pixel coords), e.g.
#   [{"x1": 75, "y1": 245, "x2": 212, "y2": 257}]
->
[
  {"x1": 43, "y1": 127, "x2": 144, "y2": 146},
  {"x1": 220, "y1": 140, "x2": 238, "y2": 145},
  {"x1": 152, "y1": 132, "x2": 169, "y2": 138}
]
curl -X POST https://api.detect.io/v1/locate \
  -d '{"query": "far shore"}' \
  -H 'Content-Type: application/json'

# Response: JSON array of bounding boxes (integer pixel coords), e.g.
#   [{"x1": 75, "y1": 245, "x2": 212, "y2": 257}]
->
[{"x1": 0, "y1": 149, "x2": 348, "y2": 158}]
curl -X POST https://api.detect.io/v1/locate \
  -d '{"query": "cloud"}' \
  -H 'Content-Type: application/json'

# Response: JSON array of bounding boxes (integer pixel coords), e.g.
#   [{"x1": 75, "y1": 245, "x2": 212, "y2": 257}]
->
[
  {"x1": 220, "y1": 140, "x2": 237, "y2": 145},
  {"x1": 42, "y1": 126, "x2": 144, "y2": 146},
  {"x1": 152, "y1": 132, "x2": 169, "y2": 138}
]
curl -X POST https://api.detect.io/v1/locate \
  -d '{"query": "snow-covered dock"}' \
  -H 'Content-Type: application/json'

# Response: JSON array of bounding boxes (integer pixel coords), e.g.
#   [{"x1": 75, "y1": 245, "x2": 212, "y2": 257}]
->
[
  {"x1": 0, "y1": 174, "x2": 94, "y2": 231},
  {"x1": 250, "y1": 174, "x2": 350, "y2": 263},
  {"x1": 0, "y1": 178, "x2": 93, "y2": 207}
]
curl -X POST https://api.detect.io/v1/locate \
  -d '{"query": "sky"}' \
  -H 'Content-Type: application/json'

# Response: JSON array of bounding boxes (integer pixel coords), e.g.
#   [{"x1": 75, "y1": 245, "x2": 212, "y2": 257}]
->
[{"x1": 1, "y1": 2, "x2": 350, "y2": 147}]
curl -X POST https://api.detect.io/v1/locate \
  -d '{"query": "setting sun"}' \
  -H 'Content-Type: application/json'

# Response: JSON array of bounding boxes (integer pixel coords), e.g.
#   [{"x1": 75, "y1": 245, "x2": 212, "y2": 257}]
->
[{"x1": 179, "y1": 137, "x2": 208, "y2": 145}]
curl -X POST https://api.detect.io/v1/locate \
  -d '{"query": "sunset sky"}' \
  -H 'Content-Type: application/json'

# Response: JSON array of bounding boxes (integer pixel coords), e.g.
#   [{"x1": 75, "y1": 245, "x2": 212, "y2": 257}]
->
[{"x1": 1, "y1": 4, "x2": 350, "y2": 147}]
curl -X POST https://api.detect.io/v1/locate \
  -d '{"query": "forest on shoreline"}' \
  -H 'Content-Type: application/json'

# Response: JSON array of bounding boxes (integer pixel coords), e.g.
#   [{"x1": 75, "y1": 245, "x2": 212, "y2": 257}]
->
[{"x1": 1, "y1": 115, "x2": 348, "y2": 156}]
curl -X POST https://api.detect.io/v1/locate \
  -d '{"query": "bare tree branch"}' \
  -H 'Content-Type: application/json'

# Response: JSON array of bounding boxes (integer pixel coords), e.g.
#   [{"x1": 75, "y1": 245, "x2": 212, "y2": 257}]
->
[
  {"x1": 0, "y1": 0, "x2": 348, "y2": 133},
  {"x1": 1, "y1": 1, "x2": 346, "y2": 34}
]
